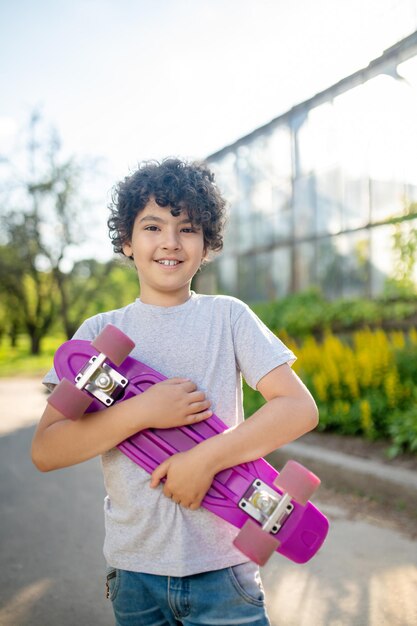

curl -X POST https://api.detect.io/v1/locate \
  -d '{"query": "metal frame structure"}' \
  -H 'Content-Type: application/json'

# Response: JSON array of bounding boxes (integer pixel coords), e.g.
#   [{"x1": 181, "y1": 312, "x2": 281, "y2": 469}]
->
[{"x1": 202, "y1": 32, "x2": 417, "y2": 301}]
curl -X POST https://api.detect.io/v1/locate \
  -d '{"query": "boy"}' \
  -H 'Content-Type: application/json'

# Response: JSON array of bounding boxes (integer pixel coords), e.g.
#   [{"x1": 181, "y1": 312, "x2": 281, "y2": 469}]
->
[{"x1": 32, "y1": 158, "x2": 318, "y2": 626}]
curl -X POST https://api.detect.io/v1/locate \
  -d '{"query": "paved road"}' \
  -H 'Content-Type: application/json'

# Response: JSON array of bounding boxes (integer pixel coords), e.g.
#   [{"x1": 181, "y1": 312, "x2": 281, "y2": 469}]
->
[{"x1": 1, "y1": 379, "x2": 417, "y2": 626}]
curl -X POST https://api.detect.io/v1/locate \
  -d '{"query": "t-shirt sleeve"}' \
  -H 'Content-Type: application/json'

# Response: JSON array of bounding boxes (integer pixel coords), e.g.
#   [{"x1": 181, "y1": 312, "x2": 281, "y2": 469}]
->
[
  {"x1": 232, "y1": 302, "x2": 296, "y2": 390},
  {"x1": 42, "y1": 316, "x2": 103, "y2": 389}
]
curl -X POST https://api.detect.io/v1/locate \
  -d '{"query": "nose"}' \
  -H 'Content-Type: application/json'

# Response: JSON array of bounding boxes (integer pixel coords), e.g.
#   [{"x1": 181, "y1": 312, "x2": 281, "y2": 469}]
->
[{"x1": 161, "y1": 227, "x2": 182, "y2": 250}]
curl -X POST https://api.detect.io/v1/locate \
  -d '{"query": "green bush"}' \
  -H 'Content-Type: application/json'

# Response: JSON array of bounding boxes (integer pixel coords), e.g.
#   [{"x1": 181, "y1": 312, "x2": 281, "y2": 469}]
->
[
  {"x1": 251, "y1": 288, "x2": 417, "y2": 337},
  {"x1": 243, "y1": 324, "x2": 417, "y2": 457}
]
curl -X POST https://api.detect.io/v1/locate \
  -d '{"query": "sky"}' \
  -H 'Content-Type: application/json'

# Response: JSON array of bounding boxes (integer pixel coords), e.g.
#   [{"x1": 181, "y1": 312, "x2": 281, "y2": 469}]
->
[{"x1": 1, "y1": 0, "x2": 417, "y2": 259}]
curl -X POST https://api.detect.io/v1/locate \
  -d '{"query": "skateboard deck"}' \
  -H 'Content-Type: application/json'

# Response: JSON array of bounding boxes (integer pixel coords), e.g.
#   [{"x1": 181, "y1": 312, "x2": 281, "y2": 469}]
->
[{"x1": 48, "y1": 324, "x2": 329, "y2": 565}]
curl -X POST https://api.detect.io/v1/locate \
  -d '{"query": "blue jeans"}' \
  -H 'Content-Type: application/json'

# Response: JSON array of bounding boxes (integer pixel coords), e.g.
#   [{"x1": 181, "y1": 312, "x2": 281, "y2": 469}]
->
[{"x1": 106, "y1": 562, "x2": 271, "y2": 625}]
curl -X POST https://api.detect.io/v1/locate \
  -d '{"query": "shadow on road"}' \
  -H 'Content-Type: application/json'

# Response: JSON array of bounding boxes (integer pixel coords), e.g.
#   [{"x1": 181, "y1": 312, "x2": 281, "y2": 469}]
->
[{"x1": 0, "y1": 425, "x2": 112, "y2": 626}]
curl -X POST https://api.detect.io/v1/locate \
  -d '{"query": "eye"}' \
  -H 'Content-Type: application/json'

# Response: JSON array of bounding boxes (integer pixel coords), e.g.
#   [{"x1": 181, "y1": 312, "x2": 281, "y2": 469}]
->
[
  {"x1": 181, "y1": 226, "x2": 199, "y2": 233},
  {"x1": 144, "y1": 225, "x2": 160, "y2": 231}
]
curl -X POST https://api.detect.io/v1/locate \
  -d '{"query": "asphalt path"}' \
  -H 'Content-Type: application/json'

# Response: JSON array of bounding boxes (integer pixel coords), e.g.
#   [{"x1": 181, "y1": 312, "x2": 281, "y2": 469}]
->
[{"x1": 1, "y1": 379, "x2": 416, "y2": 626}]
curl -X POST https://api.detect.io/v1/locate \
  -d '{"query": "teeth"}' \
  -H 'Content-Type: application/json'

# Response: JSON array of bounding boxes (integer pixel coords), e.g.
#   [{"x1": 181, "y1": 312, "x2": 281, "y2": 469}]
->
[{"x1": 158, "y1": 260, "x2": 179, "y2": 266}]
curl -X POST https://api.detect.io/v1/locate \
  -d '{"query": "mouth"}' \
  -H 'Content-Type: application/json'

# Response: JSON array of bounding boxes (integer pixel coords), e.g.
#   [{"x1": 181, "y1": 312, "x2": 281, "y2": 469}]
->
[{"x1": 155, "y1": 259, "x2": 183, "y2": 267}]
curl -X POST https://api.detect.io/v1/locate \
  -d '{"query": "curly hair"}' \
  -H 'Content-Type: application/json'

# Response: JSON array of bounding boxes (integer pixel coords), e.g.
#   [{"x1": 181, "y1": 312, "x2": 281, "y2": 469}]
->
[{"x1": 108, "y1": 158, "x2": 226, "y2": 256}]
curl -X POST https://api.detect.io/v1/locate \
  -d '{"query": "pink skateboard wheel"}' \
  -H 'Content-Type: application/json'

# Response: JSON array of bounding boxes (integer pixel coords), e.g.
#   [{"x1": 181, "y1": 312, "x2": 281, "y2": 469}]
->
[
  {"x1": 91, "y1": 324, "x2": 135, "y2": 366},
  {"x1": 233, "y1": 519, "x2": 280, "y2": 565},
  {"x1": 274, "y1": 460, "x2": 320, "y2": 506},
  {"x1": 48, "y1": 378, "x2": 92, "y2": 420}
]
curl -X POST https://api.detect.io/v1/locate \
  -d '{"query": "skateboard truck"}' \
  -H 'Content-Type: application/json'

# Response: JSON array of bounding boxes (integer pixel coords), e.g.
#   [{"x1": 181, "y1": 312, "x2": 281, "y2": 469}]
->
[
  {"x1": 74, "y1": 354, "x2": 128, "y2": 407},
  {"x1": 48, "y1": 325, "x2": 136, "y2": 420},
  {"x1": 234, "y1": 461, "x2": 320, "y2": 565},
  {"x1": 238, "y1": 479, "x2": 294, "y2": 534}
]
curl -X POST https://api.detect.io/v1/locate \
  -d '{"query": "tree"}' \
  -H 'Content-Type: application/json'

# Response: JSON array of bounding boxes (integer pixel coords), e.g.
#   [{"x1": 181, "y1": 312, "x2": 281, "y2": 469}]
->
[
  {"x1": 0, "y1": 230, "x2": 57, "y2": 354},
  {"x1": 0, "y1": 111, "x2": 102, "y2": 352},
  {"x1": 55, "y1": 259, "x2": 137, "y2": 338}
]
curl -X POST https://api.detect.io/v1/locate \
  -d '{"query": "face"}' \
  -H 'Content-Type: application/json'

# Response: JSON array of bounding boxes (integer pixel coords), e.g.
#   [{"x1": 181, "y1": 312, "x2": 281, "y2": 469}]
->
[{"x1": 122, "y1": 197, "x2": 206, "y2": 306}]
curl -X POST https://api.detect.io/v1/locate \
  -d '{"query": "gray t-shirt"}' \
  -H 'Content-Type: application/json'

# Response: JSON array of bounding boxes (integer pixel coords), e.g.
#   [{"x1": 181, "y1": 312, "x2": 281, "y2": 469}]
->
[{"x1": 43, "y1": 292, "x2": 295, "y2": 576}]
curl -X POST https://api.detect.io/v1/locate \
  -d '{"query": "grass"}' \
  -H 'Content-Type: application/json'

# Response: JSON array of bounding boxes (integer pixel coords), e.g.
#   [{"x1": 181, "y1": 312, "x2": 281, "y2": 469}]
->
[{"x1": 0, "y1": 334, "x2": 65, "y2": 378}]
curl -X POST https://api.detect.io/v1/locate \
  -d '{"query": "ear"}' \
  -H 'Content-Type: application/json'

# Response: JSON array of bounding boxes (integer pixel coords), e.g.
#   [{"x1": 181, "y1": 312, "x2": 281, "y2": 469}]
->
[
  {"x1": 122, "y1": 241, "x2": 133, "y2": 258},
  {"x1": 200, "y1": 247, "x2": 208, "y2": 266}
]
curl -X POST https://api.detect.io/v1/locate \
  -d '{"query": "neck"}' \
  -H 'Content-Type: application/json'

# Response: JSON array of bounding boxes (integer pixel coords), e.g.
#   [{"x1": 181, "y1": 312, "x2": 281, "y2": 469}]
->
[{"x1": 139, "y1": 288, "x2": 192, "y2": 307}]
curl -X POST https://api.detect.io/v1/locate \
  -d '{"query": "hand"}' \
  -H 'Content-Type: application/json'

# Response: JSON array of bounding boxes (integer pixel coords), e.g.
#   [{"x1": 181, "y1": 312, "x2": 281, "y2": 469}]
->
[
  {"x1": 150, "y1": 447, "x2": 215, "y2": 510},
  {"x1": 138, "y1": 378, "x2": 212, "y2": 430}
]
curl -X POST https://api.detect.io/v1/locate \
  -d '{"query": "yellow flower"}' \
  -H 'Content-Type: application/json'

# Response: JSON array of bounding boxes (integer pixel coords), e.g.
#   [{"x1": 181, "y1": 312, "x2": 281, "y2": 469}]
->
[
  {"x1": 312, "y1": 372, "x2": 328, "y2": 402},
  {"x1": 360, "y1": 399, "x2": 373, "y2": 435},
  {"x1": 384, "y1": 369, "x2": 400, "y2": 408},
  {"x1": 390, "y1": 331, "x2": 405, "y2": 350}
]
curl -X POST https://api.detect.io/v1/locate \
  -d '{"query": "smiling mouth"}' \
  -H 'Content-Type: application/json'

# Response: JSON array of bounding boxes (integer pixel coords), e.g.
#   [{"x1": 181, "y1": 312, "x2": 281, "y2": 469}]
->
[{"x1": 155, "y1": 260, "x2": 182, "y2": 266}]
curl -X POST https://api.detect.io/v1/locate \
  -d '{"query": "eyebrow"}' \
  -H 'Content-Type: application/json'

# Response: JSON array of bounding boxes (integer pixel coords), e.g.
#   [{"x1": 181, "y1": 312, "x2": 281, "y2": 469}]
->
[{"x1": 139, "y1": 214, "x2": 195, "y2": 225}]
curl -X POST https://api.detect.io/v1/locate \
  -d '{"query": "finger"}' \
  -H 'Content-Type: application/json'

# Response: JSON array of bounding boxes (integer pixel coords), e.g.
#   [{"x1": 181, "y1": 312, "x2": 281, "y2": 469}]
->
[
  {"x1": 188, "y1": 390, "x2": 207, "y2": 403},
  {"x1": 150, "y1": 460, "x2": 169, "y2": 488},
  {"x1": 187, "y1": 409, "x2": 212, "y2": 423},
  {"x1": 163, "y1": 486, "x2": 180, "y2": 503},
  {"x1": 187, "y1": 399, "x2": 211, "y2": 414},
  {"x1": 181, "y1": 380, "x2": 197, "y2": 392},
  {"x1": 165, "y1": 377, "x2": 190, "y2": 385}
]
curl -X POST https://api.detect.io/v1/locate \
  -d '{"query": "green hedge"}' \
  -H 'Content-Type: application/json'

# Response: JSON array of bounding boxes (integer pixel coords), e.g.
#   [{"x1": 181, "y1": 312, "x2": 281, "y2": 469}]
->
[
  {"x1": 251, "y1": 288, "x2": 417, "y2": 337},
  {"x1": 244, "y1": 292, "x2": 417, "y2": 457}
]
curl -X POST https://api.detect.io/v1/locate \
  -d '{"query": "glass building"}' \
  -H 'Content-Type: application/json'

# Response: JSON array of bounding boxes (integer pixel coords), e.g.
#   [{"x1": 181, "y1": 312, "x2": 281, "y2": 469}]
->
[{"x1": 198, "y1": 32, "x2": 417, "y2": 301}]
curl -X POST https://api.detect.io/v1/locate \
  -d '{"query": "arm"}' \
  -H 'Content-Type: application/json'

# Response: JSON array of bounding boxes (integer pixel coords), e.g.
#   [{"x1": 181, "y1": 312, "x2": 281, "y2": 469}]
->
[
  {"x1": 150, "y1": 363, "x2": 318, "y2": 508},
  {"x1": 197, "y1": 363, "x2": 318, "y2": 469},
  {"x1": 31, "y1": 378, "x2": 212, "y2": 472}
]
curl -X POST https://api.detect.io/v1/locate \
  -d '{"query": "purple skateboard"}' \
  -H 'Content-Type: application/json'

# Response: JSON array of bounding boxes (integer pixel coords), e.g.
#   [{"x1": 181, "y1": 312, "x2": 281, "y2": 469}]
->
[{"x1": 48, "y1": 324, "x2": 329, "y2": 565}]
